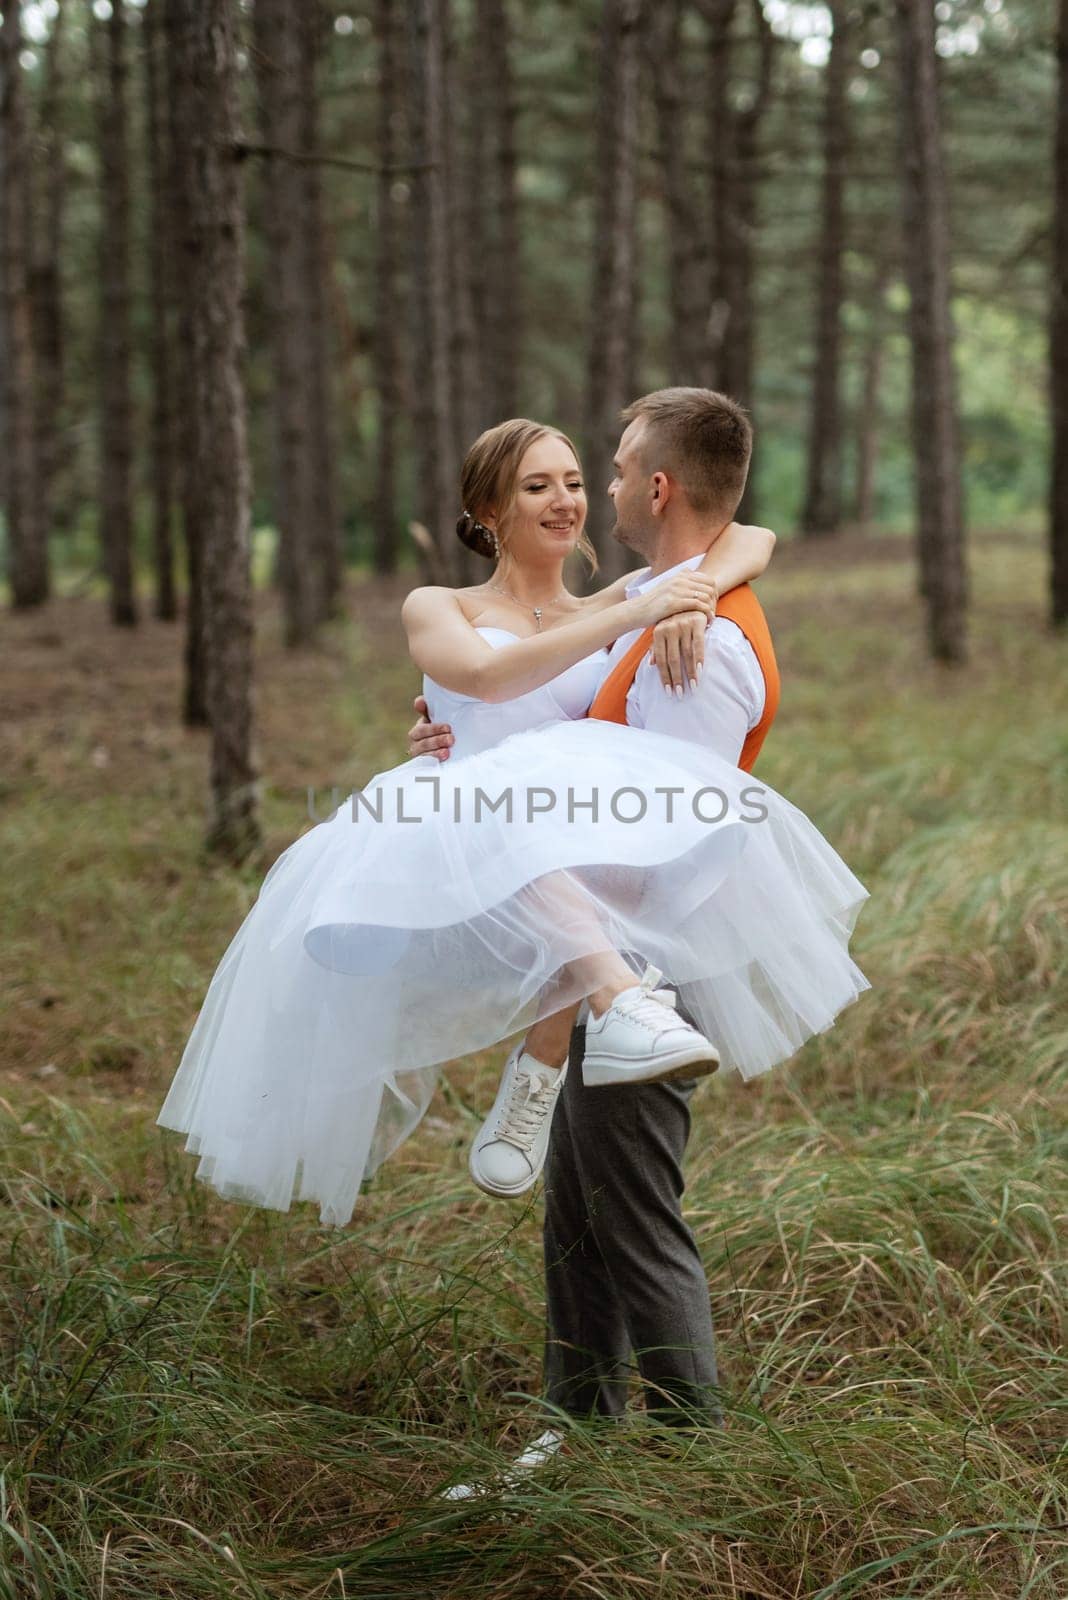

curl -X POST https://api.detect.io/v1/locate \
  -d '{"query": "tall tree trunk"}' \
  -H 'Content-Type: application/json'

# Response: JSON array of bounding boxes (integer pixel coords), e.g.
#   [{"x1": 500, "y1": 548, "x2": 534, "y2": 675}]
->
[
  {"x1": 463, "y1": 2, "x2": 489, "y2": 425},
  {"x1": 477, "y1": 0, "x2": 519, "y2": 421},
  {"x1": 297, "y1": 0, "x2": 343, "y2": 620},
  {"x1": 2, "y1": 0, "x2": 47, "y2": 608},
  {"x1": 443, "y1": 9, "x2": 479, "y2": 455},
  {"x1": 442, "y1": 6, "x2": 480, "y2": 583},
  {"x1": 165, "y1": 0, "x2": 259, "y2": 860},
  {"x1": 164, "y1": 0, "x2": 206, "y2": 721},
  {"x1": 30, "y1": 0, "x2": 66, "y2": 556},
  {"x1": 372, "y1": 0, "x2": 402, "y2": 576},
  {"x1": 800, "y1": 0, "x2": 849, "y2": 537},
  {"x1": 728, "y1": 0, "x2": 773, "y2": 412},
  {"x1": 649, "y1": 0, "x2": 704, "y2": 385},
  {"x1": 703, "y1": 0, "x2": 735, "y2": 392},
  {"x1": 853, "y1": 261, "x2": 891, "y2": 530},
  {"x1": 703, "y1": 0, "x2": 772, "y2": 518},
  {"x1": 252, "y1": 0, "x2": 330, "y2": 644},
  {"x1": 92, "y1": 0, "x2": 138, "y2": 626},
  {"x1": 407, "y1": 0, "x2": 459, "y2": 581},
  {"x1": 584, "y1": 0, "x2": 642, "y2": 583},
  {"x1": 143, "y1": 0, "x2": 177, "y2": 620},
  {"x1": 895, "y1": 0, "x2": 967, "y2": 662},
  {"x1": 1052, "y1": 0, "x2": 1068, "y2": 627}
]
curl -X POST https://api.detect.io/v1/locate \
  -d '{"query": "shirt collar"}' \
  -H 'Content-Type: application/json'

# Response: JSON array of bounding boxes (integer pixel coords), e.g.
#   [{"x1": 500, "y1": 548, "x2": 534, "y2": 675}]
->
[{"x1": 623, "y1": 552, "x2": 705, "y2": 600}]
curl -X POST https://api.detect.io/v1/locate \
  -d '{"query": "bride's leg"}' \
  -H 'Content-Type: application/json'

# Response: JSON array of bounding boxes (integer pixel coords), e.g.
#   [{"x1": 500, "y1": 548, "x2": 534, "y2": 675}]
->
[
  {"x1": 469, "y1": 870, "x2": 704, "y2": 1200},
  {"x1": 523, "y1": 942, "x2": 644, "y2": 1068},
  {"x1": 516, "y1": 868, "x2": 647, "y2": 1068},
  {"x1": 522, "y1": 866, "x2": 644, "y2": 1008},
  {"x1": 525, "y1": 1000, "x2": 583, "y2": 1070}
]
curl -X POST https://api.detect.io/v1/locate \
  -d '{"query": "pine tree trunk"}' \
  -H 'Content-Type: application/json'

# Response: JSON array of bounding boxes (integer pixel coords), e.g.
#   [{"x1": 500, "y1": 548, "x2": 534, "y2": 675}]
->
[
  {"x1": 853, "y1": 262, "x2": 890, "y2": 530},
  {"x1": 143, "y1": 0, "x2": 177, "y2": 620},
  {"x1": 92, "y1": 0, "x2": 138, "y2": 626},
  {"x1": 443, "y1": 8, "x2": 480, "y2": 461},
  {"x1": 650, "y1": 0, "x2": 704, "y2": 385},
  {"x1": 726, "y1": 112, "x2": 758, "y2": 411},
  {"x1": 705, "y1": 0, "x2": 772, "y2": 519},
  {"x1": 442, "y1": 6, "x2": 481, "y2": 584},
  {"x1": 477, "y1": 0, "x2": 519, "y2": 421},
  {"x1": 1, "y1": 0, "x2": 47, "y2": 608},
  {"x1": 252, "y1": 0, "x2": 327, "y2": 645},
  {"x1": 584, "y1": 0, "x2": 642, "y2": 583},
  {"x1": 463, "y1": 2, "x2": 489, "y2": 424},
  {"x1": 164, "y1": 0, "x2": 207, "y2": 722},
  {"x1": 166, "y1": 0, "x2": 259, "y2": 860},
  {"x1": 372, "y1": 0, "x2": 401, "y2": 576},
  {"x1": 407, "y1": 0, "x2": 459, "y2": 581},
  {"x1": 895, "y1": 0, "x2": 967, "y2": 662},
  {"x1": 1052, "y1": 0, "x2": 1068, "y2": 627},
  {"x1": 30, "y1": 0, "x2": 66, "y2": 557},
  {"x1": 297, "y1": 0, "x2": 343, "y2": 621},
  {"x1": 800, "y1": 0, "x2": 849, "y2": 537},
  {"x1": 703, "y1": 0, "x2": 733, "y2": 390}
]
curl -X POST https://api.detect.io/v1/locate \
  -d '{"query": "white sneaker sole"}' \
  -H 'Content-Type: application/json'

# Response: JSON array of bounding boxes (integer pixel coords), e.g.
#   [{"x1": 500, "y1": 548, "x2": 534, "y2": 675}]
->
[
  {"x1": 582, "y1": 1041, "x2": 720, "y2": 1088},
  {"x1": 467, "y1": 1145, "x2": 543, "y2": 1200}
]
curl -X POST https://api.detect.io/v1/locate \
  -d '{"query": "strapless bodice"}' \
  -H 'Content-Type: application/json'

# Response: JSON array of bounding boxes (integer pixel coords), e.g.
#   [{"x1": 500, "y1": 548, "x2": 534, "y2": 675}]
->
[{"x1": 421, "y1": 627, "x2": 609, "y2": 759}]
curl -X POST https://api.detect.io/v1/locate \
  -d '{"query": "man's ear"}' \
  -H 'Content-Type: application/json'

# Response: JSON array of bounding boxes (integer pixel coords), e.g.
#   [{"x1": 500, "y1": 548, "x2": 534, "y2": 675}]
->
[{"x1": 650, "y1": 471, "x2": 671, "y2": 515}]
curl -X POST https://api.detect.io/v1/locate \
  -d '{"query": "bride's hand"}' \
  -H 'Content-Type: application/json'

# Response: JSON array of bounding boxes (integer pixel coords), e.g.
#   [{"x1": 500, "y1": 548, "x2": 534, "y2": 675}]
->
[
  {"x1": 630, "y1": 572, "x2": 719, "y2": 630},
  {"x1": 650, "y1": 610, "x2": 711, "y2": 695},
  {"x1": 407, "y1": 694, "x2": 454, "y2": 762}
]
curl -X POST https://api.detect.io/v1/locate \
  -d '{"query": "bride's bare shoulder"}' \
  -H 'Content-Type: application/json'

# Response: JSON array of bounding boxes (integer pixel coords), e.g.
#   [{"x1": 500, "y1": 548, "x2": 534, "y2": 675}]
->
[{"x1": 401, "y1": 584, "x2": 485, "y2": 632}]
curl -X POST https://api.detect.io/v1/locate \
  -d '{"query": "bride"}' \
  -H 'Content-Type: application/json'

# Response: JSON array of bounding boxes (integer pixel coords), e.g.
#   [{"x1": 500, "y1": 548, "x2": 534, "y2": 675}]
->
[{"x1": 158, "y1": 416, "x2": 869, "y2": 1227}]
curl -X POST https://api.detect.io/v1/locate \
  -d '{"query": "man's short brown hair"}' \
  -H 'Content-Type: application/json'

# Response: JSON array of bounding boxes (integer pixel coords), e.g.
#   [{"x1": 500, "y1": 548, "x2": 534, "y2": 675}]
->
[{"x1": 620, "y1": 387, "x2": 753, "y2": 517}]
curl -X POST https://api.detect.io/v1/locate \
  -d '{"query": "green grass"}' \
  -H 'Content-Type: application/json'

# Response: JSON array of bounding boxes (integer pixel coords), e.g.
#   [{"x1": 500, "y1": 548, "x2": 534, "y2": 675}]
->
[{"x1": 1, "y1": 533, "x2": 1066, "y2": 1597}]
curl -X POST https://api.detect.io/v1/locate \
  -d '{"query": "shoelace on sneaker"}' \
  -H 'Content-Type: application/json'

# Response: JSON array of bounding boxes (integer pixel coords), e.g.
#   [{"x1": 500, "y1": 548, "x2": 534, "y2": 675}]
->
[
  {"x1": 635, "y1": 964, "x2": 677, "y2": 1011},
  {"x1": 494, "y1": 1065, "x2": 561, "y2": 1152},
  {"x1": 598, "y1": 963, "x2": 682, "y2": 1040},
  {"x1": 612, "y1": 991, "x2": 688, "y2": 1040}
]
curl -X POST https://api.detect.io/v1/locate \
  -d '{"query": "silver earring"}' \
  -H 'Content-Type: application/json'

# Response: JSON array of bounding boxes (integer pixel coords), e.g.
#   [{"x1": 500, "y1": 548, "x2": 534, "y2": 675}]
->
[{"x1": 490, "y1": 528, "x2": 500, "y2": 559}]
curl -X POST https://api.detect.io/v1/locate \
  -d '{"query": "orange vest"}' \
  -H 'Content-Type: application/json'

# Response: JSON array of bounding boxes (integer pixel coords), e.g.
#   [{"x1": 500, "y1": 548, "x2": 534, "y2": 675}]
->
[{"x1": 587, "y1": 583, "x2": 780, "y2": 773}]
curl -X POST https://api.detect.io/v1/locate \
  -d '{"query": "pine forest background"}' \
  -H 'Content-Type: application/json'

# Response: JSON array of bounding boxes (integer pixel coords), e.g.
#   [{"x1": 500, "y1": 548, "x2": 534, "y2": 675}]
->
[
  {"x1": 1, "y1": 0, "x2": 1062, "y2": 618},
  {"x1": 2, "y1": 5, "x2": 1068, "y2": 1594}
]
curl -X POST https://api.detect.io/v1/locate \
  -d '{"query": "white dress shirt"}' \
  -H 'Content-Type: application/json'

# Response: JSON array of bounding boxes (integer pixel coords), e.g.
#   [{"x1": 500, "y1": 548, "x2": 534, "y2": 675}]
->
[{"x1": 598, "y1": 553, "x2": 767, "y2": 766}]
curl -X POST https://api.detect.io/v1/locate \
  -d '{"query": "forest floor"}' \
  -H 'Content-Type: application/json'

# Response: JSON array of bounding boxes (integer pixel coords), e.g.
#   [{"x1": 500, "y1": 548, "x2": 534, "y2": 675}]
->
[{"x1": 2, "y1": 530, "x2": 1066, "y2": 1599}]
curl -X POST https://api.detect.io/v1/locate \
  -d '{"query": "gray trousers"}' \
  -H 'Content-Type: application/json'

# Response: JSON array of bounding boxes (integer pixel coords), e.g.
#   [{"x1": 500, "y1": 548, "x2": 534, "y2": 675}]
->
[{"x1": 541, "y1": 1013, "x2": 723, "y2": 1427}]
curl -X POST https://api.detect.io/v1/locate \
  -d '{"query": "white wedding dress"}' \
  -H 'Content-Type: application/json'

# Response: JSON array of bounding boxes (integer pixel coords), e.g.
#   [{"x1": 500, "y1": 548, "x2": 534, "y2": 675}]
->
[{"x1": 158, "y1": 626, "x2": 870, "y2": 1225}]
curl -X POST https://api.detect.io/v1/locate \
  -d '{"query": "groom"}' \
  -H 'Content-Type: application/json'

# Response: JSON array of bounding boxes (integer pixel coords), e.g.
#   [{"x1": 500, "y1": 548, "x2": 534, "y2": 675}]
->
[{"x1": 407, "y1": 387, "x2": 779, "y2": 1445}]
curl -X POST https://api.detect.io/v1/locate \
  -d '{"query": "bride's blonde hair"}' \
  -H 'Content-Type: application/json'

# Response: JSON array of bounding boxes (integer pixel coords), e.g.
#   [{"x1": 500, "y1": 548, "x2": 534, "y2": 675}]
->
[{"x1": 456, "y1": 418, "x2": 599, "y2": 576}]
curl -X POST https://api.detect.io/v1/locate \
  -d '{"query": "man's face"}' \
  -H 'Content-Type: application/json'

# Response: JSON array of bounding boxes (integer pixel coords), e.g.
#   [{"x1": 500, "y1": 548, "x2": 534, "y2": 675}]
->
[{"x1": 607, "y1": 418, "x2": 659, "y2": 559}]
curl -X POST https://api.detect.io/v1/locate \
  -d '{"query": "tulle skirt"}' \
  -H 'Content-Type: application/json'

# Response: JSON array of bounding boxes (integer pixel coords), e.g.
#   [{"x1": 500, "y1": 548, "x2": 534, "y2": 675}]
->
[{"x1": 158, "y1": 718, "x2": 870, "y2": 1225}]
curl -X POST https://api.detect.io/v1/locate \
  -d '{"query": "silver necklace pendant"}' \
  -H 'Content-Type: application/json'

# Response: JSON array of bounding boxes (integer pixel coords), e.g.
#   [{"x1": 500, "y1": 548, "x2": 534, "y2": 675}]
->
[{"x1": 533, "y1": 608, "x2": 543, "y2": 630}]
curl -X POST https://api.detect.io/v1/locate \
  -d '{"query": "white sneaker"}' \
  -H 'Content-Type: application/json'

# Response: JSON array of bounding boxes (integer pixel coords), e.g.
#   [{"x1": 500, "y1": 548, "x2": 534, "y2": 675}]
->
[
  {"x1": 440, "y1": 1428, "x2": 568, "y2": 1501},
  {"x1": 582, "y1": 964, "x2": 720, "y2": 1087},
  {"x1": 468, "y1": 1044, "x2": 567, "y2": 1198}
]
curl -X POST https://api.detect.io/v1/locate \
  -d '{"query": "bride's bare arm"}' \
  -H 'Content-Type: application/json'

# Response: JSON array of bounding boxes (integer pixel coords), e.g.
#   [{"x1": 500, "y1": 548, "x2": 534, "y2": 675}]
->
[
  {"x1": 402, "y1": 573, "x2": 718, "y2": 704},
  {"x1": 581, "y1": 521, "x2": 776, "y2": 618},
  {"x1": 693, "y1": 519, "x2": 776, "y2": 592},
  {"x1": 651, "y1": 521, "x2": 777, "y2": 693}
]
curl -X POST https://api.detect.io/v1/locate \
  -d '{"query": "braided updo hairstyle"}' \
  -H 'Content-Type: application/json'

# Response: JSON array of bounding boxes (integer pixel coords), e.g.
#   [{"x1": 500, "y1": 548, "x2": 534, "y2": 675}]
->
[{"x1": 456, "y1": 419, "x2": 599, "y2": 574}]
